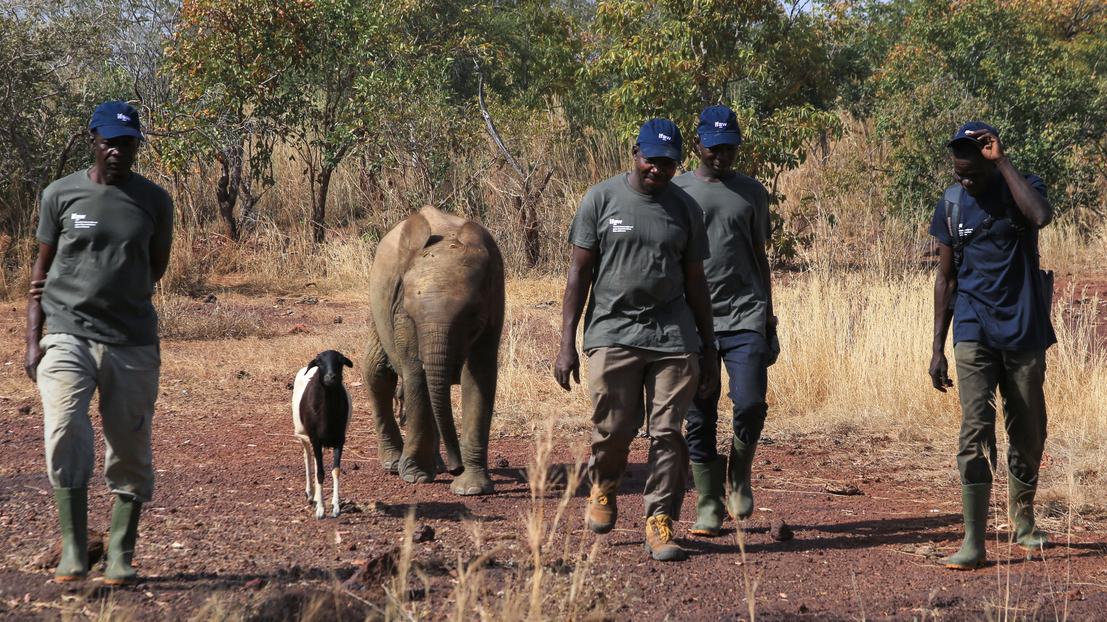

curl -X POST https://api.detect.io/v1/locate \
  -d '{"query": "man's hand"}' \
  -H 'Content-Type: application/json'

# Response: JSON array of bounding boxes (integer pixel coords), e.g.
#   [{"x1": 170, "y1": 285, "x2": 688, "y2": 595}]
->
[
  {"x1": 554, "y1": 345, "x2": 580, "y2": 391},
  {"x1": 966, "y1": 129, "x2": 1004, "y2": 162},
  {"x1": 25, "y1": 342, "x2": 43, "y2": 382},
  {"x1": 697, "y1": 347, "x2": 719, "y2": 399},
  {"x1": 29, "y1": 279, "x2": 44, "y2": 301},
  {"x1": 929, "y1": 351, "x2": 953, "y2": 392}
]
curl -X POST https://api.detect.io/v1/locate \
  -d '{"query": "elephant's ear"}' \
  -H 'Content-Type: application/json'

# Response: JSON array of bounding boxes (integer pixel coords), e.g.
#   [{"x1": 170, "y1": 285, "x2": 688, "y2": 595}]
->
[
  {"x1": 457, "y1": 220, "x2": 487, "y2": 250},
  {"x1": 398, "y1": 211, "x2": 432, "y2": 266}
]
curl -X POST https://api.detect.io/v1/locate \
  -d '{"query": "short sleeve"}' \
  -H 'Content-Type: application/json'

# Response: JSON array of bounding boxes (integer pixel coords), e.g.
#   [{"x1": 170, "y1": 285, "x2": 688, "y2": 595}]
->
[
  {"x1": 568, "y1": 188, "x2": 599, "y2": 250},
  {"x1": 1026, "y1": 175, "x2": 1047, "y2": 200},
  {"x1": 928, "y1": 199, "x2": 951, "y2": 246},
  {"x1": 36, "y1": 184, "x2": 61, "y2": 246},
  {"x1": 684, "y1": 199, "x2": 711, "y2": 263},
  {"x1": 151, "y1": 191, "x2": 174, "y2": 250}
]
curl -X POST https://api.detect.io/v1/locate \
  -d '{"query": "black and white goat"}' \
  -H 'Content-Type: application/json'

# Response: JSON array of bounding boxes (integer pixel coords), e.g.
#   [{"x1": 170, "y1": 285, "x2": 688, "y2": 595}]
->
[{"x1": 292, "y1": 350, "x2": 353, "y2": 519}]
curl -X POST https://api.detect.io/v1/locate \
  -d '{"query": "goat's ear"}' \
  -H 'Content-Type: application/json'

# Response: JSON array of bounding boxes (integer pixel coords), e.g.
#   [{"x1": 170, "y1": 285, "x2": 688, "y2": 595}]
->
[
  {"x1": 306, "y1": 357, "x2": 319, "y2": 371},
  {"x1": 343, "y1": 356, "x2": 353, "y2": 368}
]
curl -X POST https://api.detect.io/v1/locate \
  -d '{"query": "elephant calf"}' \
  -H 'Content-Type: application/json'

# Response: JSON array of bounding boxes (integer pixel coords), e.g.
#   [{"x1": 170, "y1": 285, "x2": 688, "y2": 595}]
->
[{"x1": 364, "y1": 206, "x2": 504, "y2": 495}]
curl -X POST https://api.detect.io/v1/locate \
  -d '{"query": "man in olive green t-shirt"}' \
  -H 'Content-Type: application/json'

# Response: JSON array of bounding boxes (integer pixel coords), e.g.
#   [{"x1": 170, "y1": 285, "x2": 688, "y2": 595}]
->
[
  {"x1": 672, "y1": 106, "x2": 777, "y2": 538},
  {"x1": 24, "y1": 102, "x2": 172, "y2": 585},
  {"x1": 554, "y1": 118, "x2": 718, "y2": 562}
]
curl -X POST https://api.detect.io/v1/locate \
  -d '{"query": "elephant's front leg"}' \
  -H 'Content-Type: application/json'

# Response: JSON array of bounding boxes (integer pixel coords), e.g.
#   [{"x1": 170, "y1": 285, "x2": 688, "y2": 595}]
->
[
  {"x1": 364, "y1": 323, "x2": 403, "y2": 471},
  {"x1": 451, "y1": 358, "x2": 496, "y2": 495},
  {"x1": 397, "y1": 367, "x2": 439, "y2": 484}
]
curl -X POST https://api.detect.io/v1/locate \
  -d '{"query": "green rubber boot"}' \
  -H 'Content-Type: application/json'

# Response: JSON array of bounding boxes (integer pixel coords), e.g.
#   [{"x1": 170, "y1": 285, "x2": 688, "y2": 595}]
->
[
  {"x1": 945, "y1": 483, "x2": 991, "y2": 570},
  {"x1": 727, "y1": 436, "x2": 758, "y2": 521},
  {"x1": 1008, "y1": 473, "x2": 1047, "y2": 553},
  {"x1": 104, "y1": 495, "x2": 142, "y2": 586},
  {"x1": 690, "y1": 457, "x2": 727, "y2": 537},
  {"x1": 53, "y1": 487, "x2": 89, "y2": 581}
]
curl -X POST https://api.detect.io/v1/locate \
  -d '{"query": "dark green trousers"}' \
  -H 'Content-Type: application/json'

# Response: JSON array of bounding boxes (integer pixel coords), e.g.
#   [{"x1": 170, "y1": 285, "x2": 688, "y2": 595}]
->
[{"x1": 954, "y1": 341, "x2": 1048, "y2": 485}]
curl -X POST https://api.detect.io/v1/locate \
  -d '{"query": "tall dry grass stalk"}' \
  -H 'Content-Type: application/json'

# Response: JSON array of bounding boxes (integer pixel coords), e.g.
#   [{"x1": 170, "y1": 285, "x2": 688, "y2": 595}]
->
[{"x1": 374, "y1": 418, "x2": 603, "y2": 622}]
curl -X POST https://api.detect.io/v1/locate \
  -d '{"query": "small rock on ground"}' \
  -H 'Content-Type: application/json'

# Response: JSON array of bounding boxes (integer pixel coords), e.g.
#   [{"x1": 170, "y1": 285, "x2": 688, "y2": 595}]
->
[
  {"x1": 770, "y1": 519, "x2": 794, "y2": 542},
  {"x1": 413, "y1": 524, "x2": 435, "y2": 543}
]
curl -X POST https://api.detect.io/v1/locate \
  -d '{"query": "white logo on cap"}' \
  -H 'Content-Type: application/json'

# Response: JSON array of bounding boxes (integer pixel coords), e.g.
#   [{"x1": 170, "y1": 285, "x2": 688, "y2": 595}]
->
[
  {"x1": 658, "y1": 133, "x2": 671, "y2": 142},
  {"x1": 714, "y1": 121, "x2": 728, "y2": 129},
  {"x1": 117, "y1": 113, "x2": 131, "y2": 122}
]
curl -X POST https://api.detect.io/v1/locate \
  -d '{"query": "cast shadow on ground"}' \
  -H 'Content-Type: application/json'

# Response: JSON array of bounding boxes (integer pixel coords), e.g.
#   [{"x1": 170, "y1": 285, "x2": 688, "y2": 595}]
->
[{"x1": 678, "y1": 514, "x2": 1107, "y2": 561}]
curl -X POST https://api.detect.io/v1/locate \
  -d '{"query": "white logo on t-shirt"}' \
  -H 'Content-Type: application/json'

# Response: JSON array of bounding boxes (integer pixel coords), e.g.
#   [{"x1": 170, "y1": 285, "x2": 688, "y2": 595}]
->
[
  {"x1": 610, "y1": 218, "x2": 633, "y2": 233},
  {"x1": 71, "y1": 213, "x2": 99, "y2": 229}
]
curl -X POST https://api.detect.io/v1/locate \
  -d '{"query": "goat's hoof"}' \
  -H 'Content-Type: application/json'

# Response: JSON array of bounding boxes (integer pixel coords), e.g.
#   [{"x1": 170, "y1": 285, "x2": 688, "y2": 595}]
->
[
  {"x1": 450, "y1": 471, "x2": 494, "y2": 496},
  {"x1": 315, "y1": 508, "x2": 325, "y2": 520},
  {"x1": 331, "y1": 508, "x2": 340, "y2": 518}
]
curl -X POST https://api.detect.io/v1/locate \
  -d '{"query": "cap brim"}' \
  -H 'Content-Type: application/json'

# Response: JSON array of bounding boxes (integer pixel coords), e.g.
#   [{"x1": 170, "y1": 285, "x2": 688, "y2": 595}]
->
[
  {"x1": 638, "y1": 143, "x2": 681, "y2": 160},
  {"x1": 95, "y1": 125, "x2": 145, "y2": 141},
  {"x1": 700, "y1": 132, "x2": 742, "y2": 148},
  {"x1": 946, "y1": 135, "x2": 983, "y2": 149}
]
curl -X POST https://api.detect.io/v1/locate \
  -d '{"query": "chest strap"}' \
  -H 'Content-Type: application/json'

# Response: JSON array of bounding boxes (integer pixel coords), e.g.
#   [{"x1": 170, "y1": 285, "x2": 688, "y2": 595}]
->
[{"x1": 944, "y1": 184, "x2": 996, "y2": 271}]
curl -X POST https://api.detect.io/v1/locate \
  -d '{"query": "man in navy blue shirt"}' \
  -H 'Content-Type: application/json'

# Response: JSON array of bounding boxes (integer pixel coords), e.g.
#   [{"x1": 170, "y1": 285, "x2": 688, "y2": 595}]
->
[{"x1": 929, "y1": 122, "x2": 1055, "y2": 570}]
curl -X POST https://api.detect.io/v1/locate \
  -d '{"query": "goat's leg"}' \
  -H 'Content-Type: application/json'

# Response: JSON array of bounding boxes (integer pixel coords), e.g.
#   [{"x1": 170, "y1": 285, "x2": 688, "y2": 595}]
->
[
  {"x1": 298, "y1": 437, "x2": 314, "y2": 503},
  {"x1": 331, "y1": 444, "x2": 343, "y2": 518},
  {"x1": 312, "y1": 443, "x2": 326, "y2": 520}
]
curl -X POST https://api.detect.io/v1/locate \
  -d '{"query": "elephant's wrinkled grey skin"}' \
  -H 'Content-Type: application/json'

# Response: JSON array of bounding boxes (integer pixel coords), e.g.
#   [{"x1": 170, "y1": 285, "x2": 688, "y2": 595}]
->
[{"x1": 364, "y1": 206, "x2": 504, "y2": 496}]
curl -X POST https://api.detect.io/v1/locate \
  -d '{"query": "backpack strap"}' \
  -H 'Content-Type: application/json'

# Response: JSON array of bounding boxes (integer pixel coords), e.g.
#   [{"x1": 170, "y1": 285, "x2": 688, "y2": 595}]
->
[{"x1": 943, "y1": 184, "x2": 997, "y2": 271}]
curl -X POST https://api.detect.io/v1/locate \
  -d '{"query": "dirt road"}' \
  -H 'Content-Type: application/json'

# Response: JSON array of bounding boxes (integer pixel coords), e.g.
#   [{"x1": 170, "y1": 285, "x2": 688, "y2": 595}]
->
[{"x1": 0, "y1": 297, "x2": 1104, "y2": 621}]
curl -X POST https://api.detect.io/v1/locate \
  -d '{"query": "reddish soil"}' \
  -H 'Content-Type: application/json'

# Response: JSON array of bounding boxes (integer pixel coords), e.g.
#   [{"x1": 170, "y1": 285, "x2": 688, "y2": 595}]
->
[{"x1": 0, "y1": 289, "x2": 1105, "y2": 621}]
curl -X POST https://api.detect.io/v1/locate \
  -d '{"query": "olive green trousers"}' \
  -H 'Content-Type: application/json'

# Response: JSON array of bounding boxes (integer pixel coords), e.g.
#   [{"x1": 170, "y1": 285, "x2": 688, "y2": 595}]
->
[{"x1": 953, "y1": 341, "x2": 1048, "y2": 486}]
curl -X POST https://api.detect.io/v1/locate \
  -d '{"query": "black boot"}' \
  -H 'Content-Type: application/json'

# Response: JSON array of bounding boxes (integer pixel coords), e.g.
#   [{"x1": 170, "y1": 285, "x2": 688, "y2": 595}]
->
[
  {"x1": 104, "y1": 495, "x2": 142, "y2": 586},
  {"x1": 53, "y1": 487, "x2": 89, "y2": 581}
]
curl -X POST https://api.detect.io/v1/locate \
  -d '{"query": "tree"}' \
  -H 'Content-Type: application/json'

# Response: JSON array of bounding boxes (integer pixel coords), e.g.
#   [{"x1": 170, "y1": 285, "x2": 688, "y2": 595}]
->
[
  {"x1": 582, "y1": 0, "x2": 841, "y2": 257},
  {"x1": 163, "y1": 0, "x2": 309, "y2": 240},
  {"x1": 0, "y1": 0, "x2": 129, "y2": 233},
  {"x1": 870, "y1": 0, "x2": 1107, "y2": 216}
]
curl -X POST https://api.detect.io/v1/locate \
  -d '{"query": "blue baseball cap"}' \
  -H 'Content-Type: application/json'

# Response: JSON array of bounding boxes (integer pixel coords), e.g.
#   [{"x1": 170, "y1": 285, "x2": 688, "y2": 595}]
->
[
  {"x1": 89, "y1": 102, "x2": 144, "y2": 141},
  {"x1": 947, "y1": 121, "x2": 998, "y2": 149},
  {"x1": 697, "y1": 105, "x2": 743, "y2": 148},
  {"x1": 636, "y1": 118, "x2": 682, "y2": 160}
]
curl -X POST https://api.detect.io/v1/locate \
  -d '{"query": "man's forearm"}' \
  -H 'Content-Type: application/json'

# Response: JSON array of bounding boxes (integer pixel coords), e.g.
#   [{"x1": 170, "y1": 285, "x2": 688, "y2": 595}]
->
[
  {"x1": 933, "y1": 275, "x2": 955, "y2": 351},
  {"x1": 559, "y1": 267, "x2": 591, "y2": 349},
  {"x1": 25, "y1": 301, "x2": 43, "y2": 348}
]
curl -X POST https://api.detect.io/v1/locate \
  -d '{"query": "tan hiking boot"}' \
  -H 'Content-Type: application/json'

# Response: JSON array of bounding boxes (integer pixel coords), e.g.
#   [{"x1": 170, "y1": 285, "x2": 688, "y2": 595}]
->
[
  {"x1": 586, "y1": 484, "x2": 617, "y2": 534},
  {"x1": 644, "y1": 515, "x2": 686, "y2": 561}
]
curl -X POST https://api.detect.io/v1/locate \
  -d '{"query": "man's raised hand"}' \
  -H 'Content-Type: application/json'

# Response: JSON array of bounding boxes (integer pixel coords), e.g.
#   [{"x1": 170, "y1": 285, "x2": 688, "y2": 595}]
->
[{"x1": 966, "y1": 129, "x2": 1004, "y2": 162}]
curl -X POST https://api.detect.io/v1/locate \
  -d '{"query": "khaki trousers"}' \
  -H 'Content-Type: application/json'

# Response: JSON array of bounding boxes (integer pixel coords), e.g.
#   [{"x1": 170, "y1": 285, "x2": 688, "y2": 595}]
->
[
  {"x1": 954, "y1": 341, "x2": 1048, "y2": 486},
  {"x1": 38, "y1": 333, "x2": 161, "y2": 502},
  {"x1": 587, "y1": 346, "x2": 698, "y2": 519}
]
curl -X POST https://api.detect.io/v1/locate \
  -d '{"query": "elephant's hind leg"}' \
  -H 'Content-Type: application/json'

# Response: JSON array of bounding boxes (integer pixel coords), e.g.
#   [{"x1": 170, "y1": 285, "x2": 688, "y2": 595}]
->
[{"x1": 364, "y1": 322, "x2": 403, "y2": 472}]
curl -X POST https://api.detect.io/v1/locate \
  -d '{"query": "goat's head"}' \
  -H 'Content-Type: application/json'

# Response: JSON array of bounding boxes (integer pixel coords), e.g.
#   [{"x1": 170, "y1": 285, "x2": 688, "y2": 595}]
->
[{"x1": 307, "y1": 350, "x2": 353, "y2": 388}]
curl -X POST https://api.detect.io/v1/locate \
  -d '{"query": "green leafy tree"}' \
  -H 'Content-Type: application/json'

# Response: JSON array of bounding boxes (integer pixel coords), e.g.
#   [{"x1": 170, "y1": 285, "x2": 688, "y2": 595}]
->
[
  {"x1": 163, "y1": 0, "x2": 310, "y2": 240},
  {"x1": 0, "y1": 0, "x2": 129, "y2": 233},
  {"x1": 871, "y1": 0, "x2": 1107, "y2": 216},
  {"x1": 582, "y1": 0, "x2": 842, "y2": 256}
]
